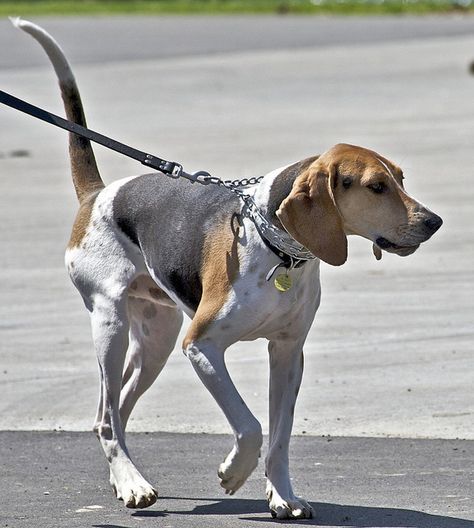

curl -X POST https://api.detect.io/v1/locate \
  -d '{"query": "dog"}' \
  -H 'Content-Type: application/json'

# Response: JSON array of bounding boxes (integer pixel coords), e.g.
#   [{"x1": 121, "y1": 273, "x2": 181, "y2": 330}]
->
[{"x1": 14, "y1": 19, "x2": 442, "y2": 519}]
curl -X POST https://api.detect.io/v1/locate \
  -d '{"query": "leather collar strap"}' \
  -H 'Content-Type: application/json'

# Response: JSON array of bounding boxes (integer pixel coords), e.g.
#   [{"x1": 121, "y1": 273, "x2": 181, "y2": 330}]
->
[{"x1": 253, "y1": 220, "x2": 306, "y2": 270}]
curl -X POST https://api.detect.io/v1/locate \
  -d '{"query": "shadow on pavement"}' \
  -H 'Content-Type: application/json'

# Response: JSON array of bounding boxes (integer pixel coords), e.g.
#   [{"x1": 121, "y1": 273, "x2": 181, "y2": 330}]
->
[{"x1": 132, "y1": 497, "x2": 474, "y2": 527}]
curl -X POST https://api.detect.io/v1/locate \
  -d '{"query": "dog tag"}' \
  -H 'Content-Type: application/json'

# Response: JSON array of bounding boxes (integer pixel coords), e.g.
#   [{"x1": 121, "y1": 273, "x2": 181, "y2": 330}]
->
[{"x1": 274, "y1": 273, "x2": 292, "y2": 292}]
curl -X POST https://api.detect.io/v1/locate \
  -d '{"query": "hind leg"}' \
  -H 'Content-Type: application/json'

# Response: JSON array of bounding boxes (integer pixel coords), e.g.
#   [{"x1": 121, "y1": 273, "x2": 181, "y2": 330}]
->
[
  {"x1": 89, "y1": 289, "x2": 159, "y2": 509},
  {"x1": 69, "y1": 250, "x2": 159, "y2": 509},
  {"x1": 120, "y1": 293, "x2": 183, "y2": 430},
  {"x1": 105, "y1": 291, "x2": 182, "y2": 500}
]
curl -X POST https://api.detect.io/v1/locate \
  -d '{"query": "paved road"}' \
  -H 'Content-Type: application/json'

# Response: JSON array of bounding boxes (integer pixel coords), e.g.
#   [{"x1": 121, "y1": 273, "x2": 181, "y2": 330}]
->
[{"x1": 1, "y1": 431, "x2": 474, "y2": 527}]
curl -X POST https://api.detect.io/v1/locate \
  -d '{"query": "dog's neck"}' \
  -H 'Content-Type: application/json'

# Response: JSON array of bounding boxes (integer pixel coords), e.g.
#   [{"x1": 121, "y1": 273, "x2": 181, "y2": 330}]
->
[{"x1": 253, "y1": 156, "x2": 319, "y2": 229}]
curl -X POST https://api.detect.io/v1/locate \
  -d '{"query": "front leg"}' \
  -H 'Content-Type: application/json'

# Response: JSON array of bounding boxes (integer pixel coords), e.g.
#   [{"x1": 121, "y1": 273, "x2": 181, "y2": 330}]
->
[
  {"x1": 266, "y1": 339, "x2": 314, "y2": 519},
  {"x1": 184, "y1": 335, "x2": 262, "y2": 494}
]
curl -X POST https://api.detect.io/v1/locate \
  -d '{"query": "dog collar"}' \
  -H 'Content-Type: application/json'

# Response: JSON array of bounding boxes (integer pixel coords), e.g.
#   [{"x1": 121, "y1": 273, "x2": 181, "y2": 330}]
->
[{"x1": 249, "y1": 205, "x2": 315, "y2": 265}]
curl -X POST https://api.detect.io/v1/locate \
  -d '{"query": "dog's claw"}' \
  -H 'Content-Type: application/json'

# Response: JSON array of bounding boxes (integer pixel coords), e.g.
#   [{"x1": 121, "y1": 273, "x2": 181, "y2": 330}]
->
[
  {"x1": 110, "y1": 466, "x2": 158, "y2": 509},
  {"x1": 124, "y1": 487, "x2": 158, "y2": 509},
  {"x1": 268, "y1": 494, "x2": 314, "y2": 520}
]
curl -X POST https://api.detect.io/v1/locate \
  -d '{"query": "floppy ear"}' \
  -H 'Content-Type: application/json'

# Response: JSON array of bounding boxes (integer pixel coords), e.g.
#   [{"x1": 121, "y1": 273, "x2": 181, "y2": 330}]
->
[{"x1": 276, "y1": 165, "x2": 347, "y2": 266}]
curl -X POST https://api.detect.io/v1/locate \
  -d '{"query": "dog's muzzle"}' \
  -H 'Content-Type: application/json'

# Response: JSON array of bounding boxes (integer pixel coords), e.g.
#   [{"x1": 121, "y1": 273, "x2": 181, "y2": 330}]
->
[{"x1": 376, "y1": 212, "x2": 443, "y2": 257}]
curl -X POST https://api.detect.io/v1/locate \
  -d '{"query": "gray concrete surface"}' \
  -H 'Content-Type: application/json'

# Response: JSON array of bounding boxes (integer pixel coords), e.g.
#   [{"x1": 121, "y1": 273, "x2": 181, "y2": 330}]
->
[
  {"x1": 1, "y1": 431, "x2": 474, "y2": 527},
  {"x1": 1, "y1": 16, "x2": 473, "y2": 440}
]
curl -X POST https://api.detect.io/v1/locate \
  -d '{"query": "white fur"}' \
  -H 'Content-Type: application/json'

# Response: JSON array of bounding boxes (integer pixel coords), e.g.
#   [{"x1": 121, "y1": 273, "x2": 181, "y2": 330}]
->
[{"x1": 12, "y1": 18, "x2": 76, "y2": 84}]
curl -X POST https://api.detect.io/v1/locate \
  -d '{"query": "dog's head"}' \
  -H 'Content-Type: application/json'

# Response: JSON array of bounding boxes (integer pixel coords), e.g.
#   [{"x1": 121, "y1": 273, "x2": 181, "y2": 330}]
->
[{"x1": 276, "y1": 143, "x2": 442, "y2": 266}]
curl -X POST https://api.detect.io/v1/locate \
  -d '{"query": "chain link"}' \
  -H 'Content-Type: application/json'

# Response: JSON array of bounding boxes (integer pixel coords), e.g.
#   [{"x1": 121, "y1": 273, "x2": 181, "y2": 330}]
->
[
  {"x1": 188, "y1": 169, "x2": 315, "y2": 263},
  {"x1": 224, "y1": 176, "x2": 264, "y2": 188}
]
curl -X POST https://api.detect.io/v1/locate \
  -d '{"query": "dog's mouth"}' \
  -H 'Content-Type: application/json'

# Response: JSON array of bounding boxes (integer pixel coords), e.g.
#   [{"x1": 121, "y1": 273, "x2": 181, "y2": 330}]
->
[{"x1": 375, "y1": 237, "x2": 420, "y2": 257}]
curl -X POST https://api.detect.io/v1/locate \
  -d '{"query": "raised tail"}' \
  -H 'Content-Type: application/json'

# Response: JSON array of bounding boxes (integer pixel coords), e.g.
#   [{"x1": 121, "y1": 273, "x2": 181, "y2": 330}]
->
[{"x1": 11, "y1": 18, "x2": 104, "y2": 202}]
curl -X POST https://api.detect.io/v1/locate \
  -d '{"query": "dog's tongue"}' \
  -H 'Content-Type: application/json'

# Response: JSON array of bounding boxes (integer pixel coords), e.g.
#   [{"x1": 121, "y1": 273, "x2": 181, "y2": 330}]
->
[{"x1": 372, "y1": 243, "x2": 382, "y2": 261}]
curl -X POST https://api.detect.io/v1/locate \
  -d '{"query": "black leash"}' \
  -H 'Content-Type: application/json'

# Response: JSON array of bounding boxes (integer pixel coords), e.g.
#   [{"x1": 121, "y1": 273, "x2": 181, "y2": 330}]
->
[
  {"x1": 0, "y1": 88, "x2": 315, "y2": 271},
  {"x1": 0, "y1": 89, "x2": 209, "y2": 183}
]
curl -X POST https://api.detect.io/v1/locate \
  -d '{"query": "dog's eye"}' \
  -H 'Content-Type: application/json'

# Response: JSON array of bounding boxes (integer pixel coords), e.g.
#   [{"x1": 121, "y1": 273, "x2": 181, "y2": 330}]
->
[
  {"x1": 342, "y1": 177, "x2": 352, "y2": 189},
  {"x1": 367, "y1": 182, "x2": 386, "y2": 194}
]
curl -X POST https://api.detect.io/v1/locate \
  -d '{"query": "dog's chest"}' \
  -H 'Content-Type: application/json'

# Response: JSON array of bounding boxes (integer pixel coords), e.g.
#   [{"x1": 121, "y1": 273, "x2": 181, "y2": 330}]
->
[{"x1": 220, "y1": 255, "x2": 321, "y2": 342}]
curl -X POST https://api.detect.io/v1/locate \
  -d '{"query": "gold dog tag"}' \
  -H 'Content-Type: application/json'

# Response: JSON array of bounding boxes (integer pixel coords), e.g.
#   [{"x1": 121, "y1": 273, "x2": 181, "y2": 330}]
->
[{"x1": 274, "y1": 273, "x2": 292, "y2": 292}]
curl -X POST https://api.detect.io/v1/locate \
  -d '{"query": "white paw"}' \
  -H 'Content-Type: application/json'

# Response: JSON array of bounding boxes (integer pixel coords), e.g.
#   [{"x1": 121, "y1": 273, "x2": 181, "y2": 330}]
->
[
  {"x1": 217, "y1": 445, "x2": 260, "y2": 495},
  {"x1": 110, "y1": 465, "x2": 158, "y2": 509},
  {"x1": 267, "y1": 487, "x2": 314, "y2": 519}
]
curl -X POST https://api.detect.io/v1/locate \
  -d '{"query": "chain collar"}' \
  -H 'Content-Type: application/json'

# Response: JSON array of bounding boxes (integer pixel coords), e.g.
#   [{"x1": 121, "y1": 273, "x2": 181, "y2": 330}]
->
[{"x1": 187, "y1": 170, "x2": 316, "y2": 264}]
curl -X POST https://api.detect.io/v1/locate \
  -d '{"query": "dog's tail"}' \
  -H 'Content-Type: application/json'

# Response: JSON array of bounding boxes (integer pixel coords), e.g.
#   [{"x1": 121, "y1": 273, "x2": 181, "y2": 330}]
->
[{"x1": 11, "y1": 18, "x2": 104, "y2": 203}]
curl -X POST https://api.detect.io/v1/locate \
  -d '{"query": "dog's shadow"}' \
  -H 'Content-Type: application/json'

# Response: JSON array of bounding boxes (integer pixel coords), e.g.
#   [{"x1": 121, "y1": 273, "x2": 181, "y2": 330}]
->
[{"x1": 131, "y1": 497, "x2": 474, "y2": 527}]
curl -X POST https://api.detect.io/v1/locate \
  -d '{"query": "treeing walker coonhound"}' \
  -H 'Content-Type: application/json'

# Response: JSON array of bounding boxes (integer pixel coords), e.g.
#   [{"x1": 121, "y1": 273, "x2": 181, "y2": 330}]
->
[{"x1": 15, "y1": 19, "x2": 442, "y2": 520}]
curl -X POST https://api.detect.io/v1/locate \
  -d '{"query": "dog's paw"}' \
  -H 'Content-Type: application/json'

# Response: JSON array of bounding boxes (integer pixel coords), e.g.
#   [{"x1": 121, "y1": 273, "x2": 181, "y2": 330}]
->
[
  {"x1": 110, "y1": 466, "x2": 158, "y2": 509},
  {"x1": 267, "y1": 488, "x2": 314, "y2": 519},
  {"x1": 217, "y1": 445, "x2": 260, "y2": 495}
]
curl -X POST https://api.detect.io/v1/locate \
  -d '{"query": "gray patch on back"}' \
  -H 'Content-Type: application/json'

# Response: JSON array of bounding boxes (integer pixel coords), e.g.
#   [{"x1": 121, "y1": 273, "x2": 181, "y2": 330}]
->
[{"x1": 113, "y1": 173, "x2": 241, "y2": 312}]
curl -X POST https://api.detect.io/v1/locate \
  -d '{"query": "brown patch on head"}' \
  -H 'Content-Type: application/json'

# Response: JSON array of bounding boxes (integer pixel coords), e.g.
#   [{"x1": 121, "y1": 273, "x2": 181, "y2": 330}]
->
[
  {"x1": 276, "y1": 154, "x2": 347, "y2": 266},
  {"x1": 183, "y1": 221, "x2": 240, "y2": 348},
  {"x1": 67, "y1": 191, "x2": 100, "y2": 249},
  {"x1": 327, "y1": 144, "x2": 432, "y2": 253},
  {"x1": 277, "y1": 143, "x2": 439, "y2": 262},
  {"x1": 267, "y1": 156, "x2": 319, "y2": 226}
]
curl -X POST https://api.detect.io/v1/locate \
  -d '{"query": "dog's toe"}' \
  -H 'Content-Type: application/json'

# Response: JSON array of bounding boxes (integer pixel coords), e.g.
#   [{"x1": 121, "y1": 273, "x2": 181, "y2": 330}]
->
[
  {"x1": 111, "y1": 465, "x2": 158, "y2": 509},
  {"x1": 217, "y1": 445, "x2": 260, "y2": 494},
  {"x1": 124, "y1": 486, "x2": 158, "y2": 509},
  {"x1": 269, "y1": 496, "x2": 314, "y2": 520}
]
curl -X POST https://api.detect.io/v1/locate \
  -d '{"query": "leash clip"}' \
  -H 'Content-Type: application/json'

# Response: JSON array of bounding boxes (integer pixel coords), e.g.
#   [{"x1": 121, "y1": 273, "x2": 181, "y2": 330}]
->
[
  {"x1": 170, "y1": 163, "x2": 183, "y2": 178},
  {"x1": 193, "y1": 171, "x2": 218, "y2": 185}
]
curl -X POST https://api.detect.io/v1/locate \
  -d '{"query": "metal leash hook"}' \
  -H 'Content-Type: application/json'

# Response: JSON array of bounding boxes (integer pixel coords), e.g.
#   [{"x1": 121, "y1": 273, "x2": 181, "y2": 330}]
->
[
  {"x1": 179, "y1": 169, "x2": 214, "y2": 184},
  {"x1": 193, "y1": 170, "x2": 216, "y2": 184}
]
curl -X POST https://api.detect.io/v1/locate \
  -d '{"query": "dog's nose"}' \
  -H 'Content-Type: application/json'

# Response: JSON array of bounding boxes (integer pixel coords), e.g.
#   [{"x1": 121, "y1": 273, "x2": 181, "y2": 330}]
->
[{"x1": 423, "y1": 213, "x2": 443, "y2": 234}]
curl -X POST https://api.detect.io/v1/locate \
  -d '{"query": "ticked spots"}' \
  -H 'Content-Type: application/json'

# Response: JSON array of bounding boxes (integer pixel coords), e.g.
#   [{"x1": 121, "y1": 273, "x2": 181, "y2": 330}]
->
[{"x1": 143, "y1": 303, "x2": 157, "y2": 320}]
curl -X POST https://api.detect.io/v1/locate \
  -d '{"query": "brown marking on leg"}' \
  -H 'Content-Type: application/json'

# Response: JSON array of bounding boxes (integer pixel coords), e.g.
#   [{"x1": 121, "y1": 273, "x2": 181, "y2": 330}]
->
[
  {"x1": 127, "y1": 275, "x2": 176, "y2": 308},
  {"x1": 67, "y1": 191, "x2": 100, "y2": 249},
  {"x1": 143, "y1": 303, "x2": 157, "y2": 320},
  {"x1": 183, "y1": 222, "x2": 240, "y2": 348}
]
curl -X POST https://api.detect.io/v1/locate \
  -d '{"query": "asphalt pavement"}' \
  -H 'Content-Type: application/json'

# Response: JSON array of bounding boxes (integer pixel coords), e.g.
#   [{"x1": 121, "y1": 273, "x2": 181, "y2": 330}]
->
[
  {"x1": 2, "y1": 431, "x2": 474, "y2": 527},
  {"x1": 1, "y1": 14, "x2": 474, "y2": 527}
]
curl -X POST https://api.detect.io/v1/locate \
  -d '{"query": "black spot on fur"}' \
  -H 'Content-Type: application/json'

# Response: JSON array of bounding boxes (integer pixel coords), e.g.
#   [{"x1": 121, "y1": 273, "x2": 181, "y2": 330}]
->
[{"x1": 116, "y1": 217, "x2": 139, "y2": 246}]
